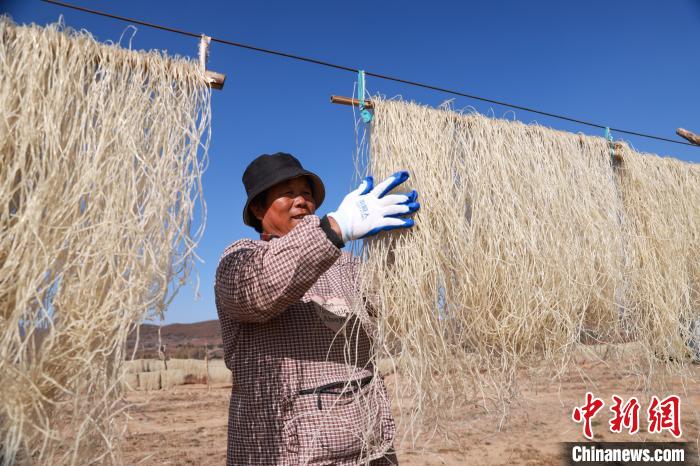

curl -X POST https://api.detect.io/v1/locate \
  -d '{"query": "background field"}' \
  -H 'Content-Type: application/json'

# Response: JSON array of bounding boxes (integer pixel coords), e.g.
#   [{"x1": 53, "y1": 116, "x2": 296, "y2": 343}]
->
[{"x1": 121, "y1": 323, "x2": 700, "y2": 465}]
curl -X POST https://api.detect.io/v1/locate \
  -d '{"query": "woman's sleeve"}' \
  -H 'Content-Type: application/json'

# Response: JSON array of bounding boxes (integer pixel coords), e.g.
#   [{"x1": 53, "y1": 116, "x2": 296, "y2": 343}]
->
[{"x1": 215, "y1": 215, "x2": 342, "y2": 323}]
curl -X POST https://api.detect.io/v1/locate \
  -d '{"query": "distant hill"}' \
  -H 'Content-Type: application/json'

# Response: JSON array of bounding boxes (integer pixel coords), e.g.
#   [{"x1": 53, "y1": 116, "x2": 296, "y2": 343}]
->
[{"x1": 126, "y1": 319, "x2": 223, "y2": 359}]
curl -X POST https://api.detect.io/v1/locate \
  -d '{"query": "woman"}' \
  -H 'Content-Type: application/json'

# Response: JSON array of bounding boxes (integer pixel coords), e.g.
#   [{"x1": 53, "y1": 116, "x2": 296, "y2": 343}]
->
[{"x1": 215, "y1": 152, "x2": 419, "y2": 465}]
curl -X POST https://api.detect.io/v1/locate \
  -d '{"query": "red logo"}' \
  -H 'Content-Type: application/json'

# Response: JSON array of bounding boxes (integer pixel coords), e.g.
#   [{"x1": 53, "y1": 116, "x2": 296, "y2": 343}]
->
[
  {"x1": 572, "y1": 392, "x2": 605, "y2": 439},
  {"x1": 647, "y1": 395, "x2": 682, "y2": 438},
  {"x1": 609, "y1": 395, "x2": 640, "y2": 434},
  {"x1": 572, "y1": 393, "x2": 682, "y2": 439}
]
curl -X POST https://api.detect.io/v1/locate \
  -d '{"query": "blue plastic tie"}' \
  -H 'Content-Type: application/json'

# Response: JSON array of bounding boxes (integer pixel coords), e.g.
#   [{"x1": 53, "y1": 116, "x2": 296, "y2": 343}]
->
[
  {"x1": 358, "y1": 70, "x2": 373, "y2": 123},
  {"x1": 605, "y1": 127, "x2": 615, "y2": 162}
]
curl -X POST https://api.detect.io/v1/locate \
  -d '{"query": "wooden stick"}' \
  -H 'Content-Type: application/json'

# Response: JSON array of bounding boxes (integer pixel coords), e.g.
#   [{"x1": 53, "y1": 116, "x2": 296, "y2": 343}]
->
[
  {"x1": 199, "y1": 35, "x2": 226, "y2": 90},
  {"x1": 612, "y1": 141, "x2": 624, "y2": 166},
  {"x1": 205, "y1": 343, "x2": 210, "y2": 390},
  {"x1": 330, "y1": 95, "x2": 374, "y2": 108},
  {"x1": 204, "y1": 70, "x2": 225, "y2": 90},
  {"x1": 676, "y1": 128, "x2": 700, "y2": 146}
]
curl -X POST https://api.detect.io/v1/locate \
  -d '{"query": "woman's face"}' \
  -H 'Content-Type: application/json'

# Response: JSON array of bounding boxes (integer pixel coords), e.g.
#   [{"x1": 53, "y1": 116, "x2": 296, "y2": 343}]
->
[{"x1": 251, "y1": 176, "x2": 316, "y2": 236}]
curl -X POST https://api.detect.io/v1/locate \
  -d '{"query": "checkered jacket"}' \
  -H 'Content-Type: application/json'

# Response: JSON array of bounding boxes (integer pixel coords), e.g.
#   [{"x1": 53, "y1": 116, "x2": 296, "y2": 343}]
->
[{"x1": 215, "y1": 215, "x2": 397, "y2": 465}]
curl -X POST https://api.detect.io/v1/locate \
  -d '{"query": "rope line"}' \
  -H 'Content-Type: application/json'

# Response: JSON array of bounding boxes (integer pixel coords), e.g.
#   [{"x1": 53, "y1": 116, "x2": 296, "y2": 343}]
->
[{"x1": 39, "y1": 0, "x2": 696, "y2": 147}]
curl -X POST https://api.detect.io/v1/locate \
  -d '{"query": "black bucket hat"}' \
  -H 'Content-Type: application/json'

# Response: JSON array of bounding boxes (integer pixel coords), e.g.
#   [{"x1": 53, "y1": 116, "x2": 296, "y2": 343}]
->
[{"x1": 242, "y1": 152, "x2": 325, "y2": 228}]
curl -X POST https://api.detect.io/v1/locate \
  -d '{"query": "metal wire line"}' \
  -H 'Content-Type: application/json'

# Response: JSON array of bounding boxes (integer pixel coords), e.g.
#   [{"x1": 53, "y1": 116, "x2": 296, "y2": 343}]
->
[{"x1": 39, "y1": 0, "x2": 696, "y2": 147}]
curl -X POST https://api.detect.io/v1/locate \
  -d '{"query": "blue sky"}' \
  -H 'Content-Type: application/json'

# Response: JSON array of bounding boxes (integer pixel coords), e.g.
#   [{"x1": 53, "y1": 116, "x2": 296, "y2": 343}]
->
[{"x1": 3, "y1": 0, "x2": 700, "y2": 324}]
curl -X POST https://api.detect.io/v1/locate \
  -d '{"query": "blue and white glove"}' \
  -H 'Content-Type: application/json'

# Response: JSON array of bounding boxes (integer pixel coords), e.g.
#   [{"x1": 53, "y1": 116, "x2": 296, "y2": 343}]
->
[{"x1": 328, "y1": 171, "x2": 419, "y2": 242}]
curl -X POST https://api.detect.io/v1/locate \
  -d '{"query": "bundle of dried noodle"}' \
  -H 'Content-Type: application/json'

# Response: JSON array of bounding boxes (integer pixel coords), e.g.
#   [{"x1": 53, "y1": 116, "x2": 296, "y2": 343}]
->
[
  {"x1": 0, "y1": 17, "x2": 210, "y2": 464},
  {"x1": 360, "y1": 98, "x2": 700, "y2": 436}
]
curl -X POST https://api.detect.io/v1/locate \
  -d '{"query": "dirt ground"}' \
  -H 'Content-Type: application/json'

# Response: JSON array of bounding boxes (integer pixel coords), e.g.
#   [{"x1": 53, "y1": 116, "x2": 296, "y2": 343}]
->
[{"x1": 123, "y1": 356, "x2": 700, "y2": 465}]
